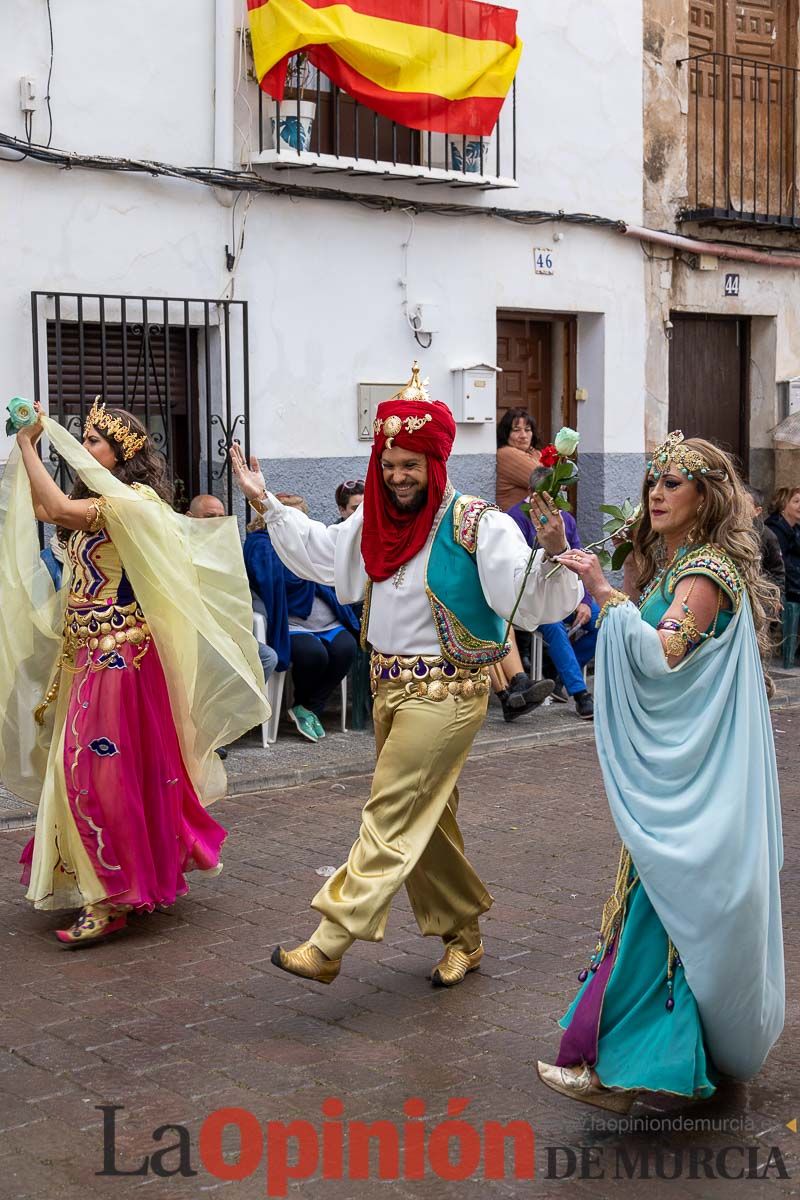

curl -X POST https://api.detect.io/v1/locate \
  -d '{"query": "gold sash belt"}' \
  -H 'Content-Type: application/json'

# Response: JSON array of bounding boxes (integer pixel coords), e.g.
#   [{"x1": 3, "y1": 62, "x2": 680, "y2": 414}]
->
[{"x1": 370, "y1": 652, "x2": 490, "y2": 701}]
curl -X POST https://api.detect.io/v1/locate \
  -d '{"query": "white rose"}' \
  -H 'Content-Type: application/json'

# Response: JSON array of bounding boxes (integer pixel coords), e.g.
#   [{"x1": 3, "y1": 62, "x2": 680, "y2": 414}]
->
[{"x1": 554, "y1": 427, "x2": 580, "y2": 457}]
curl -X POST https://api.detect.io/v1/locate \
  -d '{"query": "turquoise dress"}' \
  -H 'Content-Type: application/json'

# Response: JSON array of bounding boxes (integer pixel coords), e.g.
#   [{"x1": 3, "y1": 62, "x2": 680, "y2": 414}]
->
[{"x1": 557, "y1": 545, "x2": 739, "y2": 1098}]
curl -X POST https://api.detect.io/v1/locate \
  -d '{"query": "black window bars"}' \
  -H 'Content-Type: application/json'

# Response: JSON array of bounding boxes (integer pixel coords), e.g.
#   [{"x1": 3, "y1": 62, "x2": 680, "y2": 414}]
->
[{"x1": 30, "y1": 292, "x2": 251, "y2": 513}]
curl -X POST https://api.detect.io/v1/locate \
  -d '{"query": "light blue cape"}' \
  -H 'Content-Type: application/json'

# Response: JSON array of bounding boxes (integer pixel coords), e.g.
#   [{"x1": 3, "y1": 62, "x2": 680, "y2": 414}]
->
[{"x1": 595, "y1": 599, "x2": 784, "y2": 1080}]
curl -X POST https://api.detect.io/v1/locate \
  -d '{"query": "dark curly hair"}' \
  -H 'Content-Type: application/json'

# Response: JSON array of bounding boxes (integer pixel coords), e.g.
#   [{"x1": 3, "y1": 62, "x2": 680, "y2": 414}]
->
[
  {"x1": 58, "y1": 407, "x2": 173, "y2": 539},
  {"x1": 496, "y1": 407, "x2": 538, "y2": 450}
]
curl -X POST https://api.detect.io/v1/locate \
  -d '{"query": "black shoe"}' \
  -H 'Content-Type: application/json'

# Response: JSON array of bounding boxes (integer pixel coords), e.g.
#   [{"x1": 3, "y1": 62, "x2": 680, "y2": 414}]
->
[
  {"x1": 574, "y1": 691, "x2": 594, "y2": 720},
  {"x1": 500, "y1": 679, "x2": 554, "y2": 722},
  {"x1": 550, "y1": 682, "x2": 568, "y2": 704},
  {"x1": 505, "y1": 674, "x2": 554, "y2": 710},
  {"x1": 215, "y1": 747, "x2": 228, "y2": 760}
]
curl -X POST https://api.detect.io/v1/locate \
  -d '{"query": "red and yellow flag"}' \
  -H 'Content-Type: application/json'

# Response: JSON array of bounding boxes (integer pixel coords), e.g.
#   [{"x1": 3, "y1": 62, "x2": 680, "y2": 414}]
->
[{"x1": 247, "y1": 0, "x2": 522, "y2": 137}]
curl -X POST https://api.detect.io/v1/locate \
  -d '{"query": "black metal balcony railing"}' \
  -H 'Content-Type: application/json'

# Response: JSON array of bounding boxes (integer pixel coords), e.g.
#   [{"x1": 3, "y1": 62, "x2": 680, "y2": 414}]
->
[
  {"x1": 253, "y1": 57, "x2": 517, "y2": 188},
  {"x1": 680, "y1": 51, "x2": 800, "y2": 228}
]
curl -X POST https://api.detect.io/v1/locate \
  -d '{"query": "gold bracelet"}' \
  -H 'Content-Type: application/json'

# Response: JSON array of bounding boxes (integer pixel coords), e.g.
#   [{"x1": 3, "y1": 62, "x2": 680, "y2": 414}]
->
[
  {"x1": 250, "y1": 490, "x2": 267, "y2": 515},
  {"x1": 597, "y1": 588, "x2": 629, "y2": 626}
]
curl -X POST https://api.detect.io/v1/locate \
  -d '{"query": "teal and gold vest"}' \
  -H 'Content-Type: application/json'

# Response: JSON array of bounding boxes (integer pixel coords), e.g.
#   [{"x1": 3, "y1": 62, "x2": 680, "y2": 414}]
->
[{"x1": 362, "y1": 487, "x2": 509, "y2": 667}]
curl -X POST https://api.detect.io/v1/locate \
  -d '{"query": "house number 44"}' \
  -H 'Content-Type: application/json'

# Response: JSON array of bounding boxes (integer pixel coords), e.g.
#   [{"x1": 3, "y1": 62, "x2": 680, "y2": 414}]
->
[{"x1": 724, "y1": 273, "x2": 740, "y2": 297}]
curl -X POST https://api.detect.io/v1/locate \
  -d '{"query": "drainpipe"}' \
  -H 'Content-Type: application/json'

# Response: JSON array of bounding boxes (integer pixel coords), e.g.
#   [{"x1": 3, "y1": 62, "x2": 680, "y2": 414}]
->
[
  {"x1": 623, "y1": 223, "x2": 800, "y2": 270},
  {"x1": 213, "y1": 0, "x2": 236, "y2": 206}
]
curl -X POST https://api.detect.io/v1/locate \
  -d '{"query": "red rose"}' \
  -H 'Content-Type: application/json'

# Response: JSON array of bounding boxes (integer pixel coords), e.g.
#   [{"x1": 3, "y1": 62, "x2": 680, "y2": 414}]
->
[{"x1": 539, "y1": 445, "x2": 559, "y2": 468}]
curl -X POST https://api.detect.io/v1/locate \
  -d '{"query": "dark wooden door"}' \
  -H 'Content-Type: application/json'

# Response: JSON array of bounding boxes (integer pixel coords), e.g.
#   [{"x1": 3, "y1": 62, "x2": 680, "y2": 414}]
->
[
  {"x1": 496, "y1": 317, "x2": 552, "y2": 444},
  {"x1": 689, "y1": 0, "x2": 795, "y2": 215},
  {"x1": 668, "y1": 315, "x2": 749, "y2": 469}
]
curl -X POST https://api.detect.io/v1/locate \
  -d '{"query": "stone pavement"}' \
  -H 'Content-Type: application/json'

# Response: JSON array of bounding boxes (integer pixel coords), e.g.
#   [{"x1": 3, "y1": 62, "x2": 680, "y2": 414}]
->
[
  {"x1": 0, "y1": 696, "x2": 798, "y2": 1197},
  {"x1": 3, "y1": 664, "x2": 799, "y2": 829}
]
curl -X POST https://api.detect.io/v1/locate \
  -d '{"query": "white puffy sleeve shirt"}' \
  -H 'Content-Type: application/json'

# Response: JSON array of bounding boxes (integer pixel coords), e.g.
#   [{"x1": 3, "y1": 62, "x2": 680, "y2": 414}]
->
[{"x1": 260, "y1": 493, "x2": 581, "y2": 656}]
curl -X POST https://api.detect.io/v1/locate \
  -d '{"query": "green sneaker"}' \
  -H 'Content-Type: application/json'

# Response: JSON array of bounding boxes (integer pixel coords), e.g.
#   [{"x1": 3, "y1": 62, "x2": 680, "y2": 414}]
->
[
  {"x1": 309, "y1": 713, "x2": 326, "y2": 739},
  {"x1": 288, "y1": 705, "x2": 319, "y2": 743}
]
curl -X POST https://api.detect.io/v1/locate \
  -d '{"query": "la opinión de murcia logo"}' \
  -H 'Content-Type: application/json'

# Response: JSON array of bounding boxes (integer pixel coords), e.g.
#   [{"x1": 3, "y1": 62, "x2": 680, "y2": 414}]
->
[
  {"x1": 96, "y1": 1099, "x2": 536, "y2": 1194},
  {"x1": 96, "y1": 1101, "x2": 791, "y2": 1191}
]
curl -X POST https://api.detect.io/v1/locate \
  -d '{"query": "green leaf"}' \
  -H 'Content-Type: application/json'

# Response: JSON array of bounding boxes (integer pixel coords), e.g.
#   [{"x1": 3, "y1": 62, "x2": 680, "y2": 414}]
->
[
  {"x1": 596, "y1": 549, "x2": 612, "y2": 570},
  {"x1": 603, "y1": 516, "x2": 625, "y2": 534},
  {"x1": 519, "y1": 503, "x2": 531, "y2": 516},
  {"x1": 621, "y1": 499, "x2": 636, "y2": 519},
  {"x1": 553, "y1": 495, "x2": 572, "y2": 511},
  {"x1": 611, "y1": 542, "x2": 633, "y2": 571},
  {"x1": 533, "y1": 470, "x2": 557, "y2": 495},
  {"x1": 599, "y1": 504, "x2": 625, "y2": 519}
]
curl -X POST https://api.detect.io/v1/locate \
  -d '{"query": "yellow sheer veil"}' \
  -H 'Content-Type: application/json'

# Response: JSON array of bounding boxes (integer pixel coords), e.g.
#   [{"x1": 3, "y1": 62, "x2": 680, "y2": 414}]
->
[{"x1": 0, "y1": 415, "x2": 270, "y2": 808}]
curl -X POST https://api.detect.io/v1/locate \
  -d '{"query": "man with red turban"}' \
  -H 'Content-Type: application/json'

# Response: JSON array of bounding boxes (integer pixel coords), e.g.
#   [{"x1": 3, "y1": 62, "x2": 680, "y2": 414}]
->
[{"x1": 231, "y1": 366, "x2": 580, "y2": 987}]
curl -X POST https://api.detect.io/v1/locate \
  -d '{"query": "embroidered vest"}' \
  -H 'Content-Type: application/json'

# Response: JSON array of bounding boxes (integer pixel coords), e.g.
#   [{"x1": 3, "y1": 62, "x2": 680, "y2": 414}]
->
[{"x1": 361, "y1": 490, "x2": 509, "y2": 667}]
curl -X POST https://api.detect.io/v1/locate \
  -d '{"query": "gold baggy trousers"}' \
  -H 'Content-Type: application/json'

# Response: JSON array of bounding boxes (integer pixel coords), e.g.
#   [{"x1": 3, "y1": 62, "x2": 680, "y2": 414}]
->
[{"x1": 310, "y1": 669, "x2": 493, "y2": 959}]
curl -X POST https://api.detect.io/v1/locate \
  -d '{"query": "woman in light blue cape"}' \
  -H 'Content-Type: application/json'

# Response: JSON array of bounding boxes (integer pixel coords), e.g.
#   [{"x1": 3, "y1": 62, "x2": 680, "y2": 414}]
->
[{"x1": 537, "y1": 433, "x2": 784, "y2": 1113}]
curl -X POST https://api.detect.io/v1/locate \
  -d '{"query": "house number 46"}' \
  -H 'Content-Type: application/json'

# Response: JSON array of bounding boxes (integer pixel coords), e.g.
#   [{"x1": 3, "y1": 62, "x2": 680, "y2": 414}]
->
[{"x1": 534, "y1": 248, "x2": 554, "y2": 275}]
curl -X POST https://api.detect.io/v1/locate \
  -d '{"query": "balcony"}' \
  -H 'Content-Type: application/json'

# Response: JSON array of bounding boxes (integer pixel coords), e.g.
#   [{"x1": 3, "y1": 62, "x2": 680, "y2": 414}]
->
[
  {"x1": 250, "y1": 59, "x2": 517, "y2": 190},
  {"x1": 681, "y1": 51, "x2": 800, "y2": 229}
]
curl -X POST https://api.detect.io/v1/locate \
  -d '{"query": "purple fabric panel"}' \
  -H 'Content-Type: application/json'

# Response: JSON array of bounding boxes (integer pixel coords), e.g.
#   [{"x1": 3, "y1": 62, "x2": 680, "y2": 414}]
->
[{"x1": 556, "y1": 945, "x2": 617, "y2": 1068}]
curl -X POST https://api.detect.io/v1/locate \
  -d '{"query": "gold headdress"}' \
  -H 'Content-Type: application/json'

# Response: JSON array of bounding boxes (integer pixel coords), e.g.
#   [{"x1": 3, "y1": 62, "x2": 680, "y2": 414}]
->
[
  {"x1": 372, "y1": 362, "x2": 434, "y2": 447},
  {"x1": 84, "y1": 397, "x2": 147, "y2": 461},
  {"x1": 647, "y1": 431, "x2": 711, "y2": 481}
]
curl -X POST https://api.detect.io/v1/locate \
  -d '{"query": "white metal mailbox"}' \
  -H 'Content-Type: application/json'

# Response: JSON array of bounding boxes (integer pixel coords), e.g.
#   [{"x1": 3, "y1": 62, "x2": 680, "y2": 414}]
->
[{"x1": 451, "y1": 363, "x2": 500, "y2": 424}]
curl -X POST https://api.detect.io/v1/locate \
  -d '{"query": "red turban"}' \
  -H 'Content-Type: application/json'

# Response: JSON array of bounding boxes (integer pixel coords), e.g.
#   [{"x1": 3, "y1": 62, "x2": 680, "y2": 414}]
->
[{"x1": 361, "y1": 389, "x2": 456, "y2": 583}]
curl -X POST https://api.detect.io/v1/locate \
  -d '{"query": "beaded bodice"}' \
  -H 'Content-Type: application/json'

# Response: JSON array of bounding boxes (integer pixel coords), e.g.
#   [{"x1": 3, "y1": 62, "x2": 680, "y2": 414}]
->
[
  {"x1": 67, "y1": 529, "x2": 135, "y2": 608},
  {"x1": 639, "y1": 543, "x2": 743, "y2": 636}
]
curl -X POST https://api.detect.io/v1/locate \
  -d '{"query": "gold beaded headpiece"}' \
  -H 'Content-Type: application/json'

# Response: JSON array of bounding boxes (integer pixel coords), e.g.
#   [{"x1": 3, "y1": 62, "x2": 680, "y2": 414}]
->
[
  {"x1": 647, "y1": 430, "x2": 712, "y2": 481},
  {"x1": 84, "y1": 397, "x2": 147, "y2": 461},
  {"x1": 372, "y1": 362, "x2": 434, "y2": 448}
]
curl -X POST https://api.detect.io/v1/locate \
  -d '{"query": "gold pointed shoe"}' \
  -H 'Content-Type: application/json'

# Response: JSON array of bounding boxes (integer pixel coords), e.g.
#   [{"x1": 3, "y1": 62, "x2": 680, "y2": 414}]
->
[
  {"x1": 536, "y1": 1061, "x2": 636, "y2": 1114},
  {"x1": 431, "y1": 942, "x2": 484, "y2": 988},
  {"x1": 271, "y1": 940, "x2": 341, "y2": 985}
]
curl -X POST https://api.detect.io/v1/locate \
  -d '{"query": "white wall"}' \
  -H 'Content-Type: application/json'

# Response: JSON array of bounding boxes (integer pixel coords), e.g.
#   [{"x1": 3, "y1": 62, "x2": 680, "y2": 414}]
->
[{"x1": 0, "y1": 0, "x2": 646, "y2": 466}]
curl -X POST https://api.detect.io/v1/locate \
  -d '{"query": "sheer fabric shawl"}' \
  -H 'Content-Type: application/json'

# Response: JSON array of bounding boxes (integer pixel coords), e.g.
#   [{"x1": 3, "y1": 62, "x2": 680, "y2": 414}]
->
[
  {"x1": 595, "y1": 600, "x2": 784, "y2": 1079},
  {"x1": 0, "y1": 416, "x2": 269, "y2": 808}
]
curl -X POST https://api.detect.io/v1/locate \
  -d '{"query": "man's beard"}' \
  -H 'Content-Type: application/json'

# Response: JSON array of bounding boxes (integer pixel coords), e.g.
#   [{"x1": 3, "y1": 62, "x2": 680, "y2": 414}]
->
[{"x1": 387, "y1": 485, "x2": 428, "y2": 514}]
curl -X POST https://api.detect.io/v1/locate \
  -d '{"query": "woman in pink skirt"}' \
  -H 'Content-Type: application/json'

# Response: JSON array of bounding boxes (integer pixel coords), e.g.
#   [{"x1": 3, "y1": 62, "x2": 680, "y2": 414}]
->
[{"x1": 4, "y1": 400, "x2": 268, "y2": 947}]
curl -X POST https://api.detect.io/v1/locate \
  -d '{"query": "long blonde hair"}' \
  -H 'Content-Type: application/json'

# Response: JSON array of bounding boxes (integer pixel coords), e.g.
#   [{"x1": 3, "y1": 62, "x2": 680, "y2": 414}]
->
[{"x1": 634, "y1": 438, "x2": 780, "y2": 680}]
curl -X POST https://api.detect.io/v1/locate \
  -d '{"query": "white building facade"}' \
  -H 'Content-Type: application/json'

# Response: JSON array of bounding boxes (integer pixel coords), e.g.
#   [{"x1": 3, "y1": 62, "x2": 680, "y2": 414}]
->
[{"x1": 1, "y1": 0, "x2": 647, "y2": 534}]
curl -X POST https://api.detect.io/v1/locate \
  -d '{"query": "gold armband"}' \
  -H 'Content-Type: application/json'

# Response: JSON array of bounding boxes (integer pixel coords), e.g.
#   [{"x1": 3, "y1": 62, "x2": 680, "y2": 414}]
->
[
  {"x1": 86, "y1": 496, "x2": 107, "y2": 533},
  {"x1": 597, "y1": 589, "x2": 629, "y2": 626}
]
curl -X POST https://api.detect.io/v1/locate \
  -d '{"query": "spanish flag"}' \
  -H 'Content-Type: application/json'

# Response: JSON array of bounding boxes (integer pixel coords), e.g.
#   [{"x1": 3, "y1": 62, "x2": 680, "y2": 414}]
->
[{"x1": 247, "y1": 0, "x2": 522, "y2": 137}]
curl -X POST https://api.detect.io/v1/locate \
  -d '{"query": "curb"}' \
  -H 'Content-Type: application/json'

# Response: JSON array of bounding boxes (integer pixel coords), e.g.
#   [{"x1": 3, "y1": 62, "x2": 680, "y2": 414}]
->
[{"x1": 2, "y1": 697, "x2": 799, "y2": 827}]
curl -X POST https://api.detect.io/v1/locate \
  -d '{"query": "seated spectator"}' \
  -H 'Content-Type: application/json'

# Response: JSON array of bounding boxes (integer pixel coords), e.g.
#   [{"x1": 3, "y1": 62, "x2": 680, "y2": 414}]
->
[
  {"x1": 766, "y1": 486, "x2": 800, "y2": 669},
  {"x1": 187, "y1": 493, "x2": 225, "y2": 518},
  {"x1": 489, "y1": 634, "x2": 553, "y2": 722},
  {"x1": 508, "y1": 467, "x2": 598, "y2": 720},
  {"x1": 496, "y1": 407, "x2": 542, "y2": 511},
  {"x1": 188, "y1": 494, "x2": 278, "y2": 684},
  {"x1": 245, "y1": 509, "x2": 359, "y2": 743},
  {"x1": 40, "y1": 533, "x2": 64, "y2": 590},
  {"x1": 335, "y1": 479, "x2": 365, "y2": 522},
  {"x1": 744, "y1": 486, "x2": 785, "y2": 596}
]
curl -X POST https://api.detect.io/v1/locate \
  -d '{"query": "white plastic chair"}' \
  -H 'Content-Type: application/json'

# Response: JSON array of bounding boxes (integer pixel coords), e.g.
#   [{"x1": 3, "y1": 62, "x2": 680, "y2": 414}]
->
[{"x1": 253, "y1": 612, "x2": 348, "y2": 743}]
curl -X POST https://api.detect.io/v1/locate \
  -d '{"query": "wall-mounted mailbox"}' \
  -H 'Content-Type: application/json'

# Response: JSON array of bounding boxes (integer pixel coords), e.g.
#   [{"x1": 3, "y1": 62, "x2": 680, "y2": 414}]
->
[{"x1": 450, "y1": 363, "x2": 500, "y2": 424}]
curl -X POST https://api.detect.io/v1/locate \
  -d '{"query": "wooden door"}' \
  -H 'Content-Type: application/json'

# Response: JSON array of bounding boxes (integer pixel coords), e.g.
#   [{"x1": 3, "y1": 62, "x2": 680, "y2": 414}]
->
[
  {"x1": 496, "y1": 317, "x2": 552, "y2": 444},
  {"x1": 668, "y1": 315, "x2": 750, "y2": 471},
  {"x1": 689, "y1": 0, "x2": 795, "y2": 215}
]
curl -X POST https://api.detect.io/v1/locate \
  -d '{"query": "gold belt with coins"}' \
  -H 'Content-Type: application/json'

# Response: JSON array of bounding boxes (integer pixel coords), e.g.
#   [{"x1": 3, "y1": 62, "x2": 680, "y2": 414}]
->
[
  {"x1": 63, "y1": 600, "x2": 151, "y2": 667},
  {"x1": 35, "y1": 600, "x2": 152, "y2": 726},
  {"x1": 370, "y1": 652, "x2": 491, "y2": 701}
]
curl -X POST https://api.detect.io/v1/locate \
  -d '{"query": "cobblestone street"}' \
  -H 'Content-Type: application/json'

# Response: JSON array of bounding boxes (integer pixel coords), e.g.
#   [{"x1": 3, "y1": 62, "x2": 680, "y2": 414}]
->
[{"x1": 0, "y1": 710, "x2": 798, "y2": 1199}]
